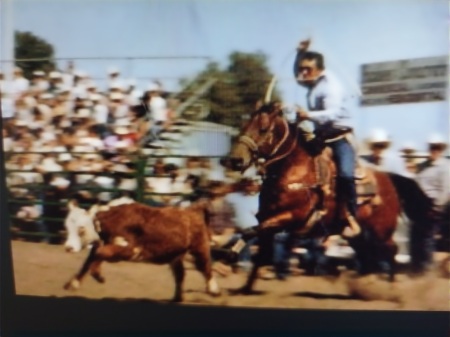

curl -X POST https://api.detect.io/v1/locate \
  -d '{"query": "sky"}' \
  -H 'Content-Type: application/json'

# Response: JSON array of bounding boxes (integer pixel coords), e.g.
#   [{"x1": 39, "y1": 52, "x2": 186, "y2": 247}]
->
[{"x1": 2, "y1": 0, "x2": 449, "y2": 151}]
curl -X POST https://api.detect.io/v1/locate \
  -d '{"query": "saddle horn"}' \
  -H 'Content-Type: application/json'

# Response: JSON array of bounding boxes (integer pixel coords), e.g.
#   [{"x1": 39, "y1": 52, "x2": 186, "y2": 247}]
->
[{"x1": 264, "y1": 75, "x2": 277, "y2": 103}]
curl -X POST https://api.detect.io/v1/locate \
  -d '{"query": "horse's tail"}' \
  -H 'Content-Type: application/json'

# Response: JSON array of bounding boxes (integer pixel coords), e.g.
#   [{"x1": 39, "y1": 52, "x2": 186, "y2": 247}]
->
[{"x1": 387, "y1": 173, "x2": 433, "y2": 224}]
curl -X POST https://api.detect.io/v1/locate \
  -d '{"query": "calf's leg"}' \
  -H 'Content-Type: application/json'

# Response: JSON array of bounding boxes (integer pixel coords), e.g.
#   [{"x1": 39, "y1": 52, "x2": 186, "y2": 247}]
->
[
  {"x1": 64, "y1": 244, "x2": 135, "y2": 290},
  {"x1": 191, "y1": 248, "x2": 221, "y2": 297},
  {"x1": 170, "y1": 257, "x2": 185, "y2": 302}
]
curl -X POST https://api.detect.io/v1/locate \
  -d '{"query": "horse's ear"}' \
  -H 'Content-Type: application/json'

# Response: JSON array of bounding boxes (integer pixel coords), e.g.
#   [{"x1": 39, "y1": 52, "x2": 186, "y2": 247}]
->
[
  {"x1": 255, "y1": 100, "x2": 263, "y2": 111},
  {"x1": 260, "y1": 113, "x2": 270, "y2": 130},
  {"x1": 271, "y1": 101, "x2": 283, "y2": 117}
]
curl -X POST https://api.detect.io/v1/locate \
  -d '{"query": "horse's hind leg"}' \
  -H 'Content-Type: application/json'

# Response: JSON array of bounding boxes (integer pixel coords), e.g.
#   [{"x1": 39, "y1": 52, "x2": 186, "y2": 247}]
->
[
  {"x1": 170, "y1": 257, "x2": 185, "y2": 303},
  {"x1": 385, "y1": 239, "x2": 398, "y2": 282}
]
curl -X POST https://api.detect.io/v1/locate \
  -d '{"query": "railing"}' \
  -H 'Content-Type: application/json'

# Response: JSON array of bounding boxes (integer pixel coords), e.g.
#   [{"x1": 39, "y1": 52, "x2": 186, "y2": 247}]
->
[{"x1": 5, "y1": 150, "x2": 224, "y2": 242}]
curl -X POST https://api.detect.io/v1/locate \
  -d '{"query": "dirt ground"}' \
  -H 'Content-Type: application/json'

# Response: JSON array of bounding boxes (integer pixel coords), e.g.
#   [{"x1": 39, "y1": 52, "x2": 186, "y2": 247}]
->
[{"x1": 11, "y1": 241, "x2": 450, "y2": 311}]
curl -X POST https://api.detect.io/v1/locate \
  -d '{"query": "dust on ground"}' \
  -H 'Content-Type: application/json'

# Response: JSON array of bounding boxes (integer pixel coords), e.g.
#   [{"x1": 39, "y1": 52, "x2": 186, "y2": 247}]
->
[{"x1": 11, "y1": 241, "x2": 450, "y2": 311}]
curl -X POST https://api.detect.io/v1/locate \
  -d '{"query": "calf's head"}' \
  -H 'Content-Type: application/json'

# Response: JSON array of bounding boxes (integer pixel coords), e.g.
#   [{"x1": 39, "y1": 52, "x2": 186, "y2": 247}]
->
[{"x1": 64, "y1": 200, "x2": 100, "y2": 253}]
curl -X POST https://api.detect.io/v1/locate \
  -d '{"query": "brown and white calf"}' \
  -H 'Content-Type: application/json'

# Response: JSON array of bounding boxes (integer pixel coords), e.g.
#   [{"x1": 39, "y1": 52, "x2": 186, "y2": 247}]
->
[{"x1": 63, "y1": 200, "x2": 220, "y2": 302}]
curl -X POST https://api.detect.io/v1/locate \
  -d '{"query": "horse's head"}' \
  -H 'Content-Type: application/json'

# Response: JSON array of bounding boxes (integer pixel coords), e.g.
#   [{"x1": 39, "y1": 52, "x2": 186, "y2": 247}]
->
[
  {"x1": 228, "y1": 102, "x2": 289, "y2": 172},
  {"x1": 221, "y1": 77, "x2": 295, "y2": 173}
]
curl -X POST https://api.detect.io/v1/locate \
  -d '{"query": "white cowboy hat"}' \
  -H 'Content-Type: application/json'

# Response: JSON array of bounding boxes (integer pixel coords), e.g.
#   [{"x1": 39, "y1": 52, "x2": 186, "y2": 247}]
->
[
  {"x1": 114, "y1": 127, "x2": 130, "y2": 135},
  {"x1": 427, "y1": 133, "x2": 447, "y2": 145},
  {"x1": 39, "y1": 158, "x2": 63, "y2": 172},
  {"x1": 49, "y1": 71, "x2": 61, "y2": 79},
  {"x1": 50, "y1": 177, "x2": 71, "y2": 188},
  {"x1": 368, "y1": 128, "x2": 390, "y2": 143},
  {"x1": 147, "y1": 82, "x2": 160, "y2": 92},
  {"x1": 76, "y1": 109, "x2": 91, "y2": 118},
  {"x1": 33, "y1": 70, "x2": 45, "y2": 76},
  {"x1": 110, "y1": 92, "x2": 124, "y2": 100},
  {"x1": 40, "y1": 93, "x2": 54, "y2": 100},
  {"x1": 94, "y1": 176, "x2": 115, "y2": 189},
  {"x1": 58, "y1": 153, "x2": 73, "y2": 162}
]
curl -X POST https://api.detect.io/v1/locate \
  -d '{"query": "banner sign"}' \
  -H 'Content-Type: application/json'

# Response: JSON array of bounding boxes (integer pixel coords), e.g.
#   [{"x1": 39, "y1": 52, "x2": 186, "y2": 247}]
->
[{"x1": 360, "y1": 56, "x2": 448, "y2": 106}]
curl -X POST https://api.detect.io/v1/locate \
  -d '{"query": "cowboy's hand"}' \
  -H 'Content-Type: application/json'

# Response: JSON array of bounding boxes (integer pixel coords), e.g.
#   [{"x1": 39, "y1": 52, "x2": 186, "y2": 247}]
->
[
  {"x1": 297, "y1": 38, "x2": 311, "y2": 51},
  {"x1": 295, "y1": 105, "x2": 309, "y2": 120}
]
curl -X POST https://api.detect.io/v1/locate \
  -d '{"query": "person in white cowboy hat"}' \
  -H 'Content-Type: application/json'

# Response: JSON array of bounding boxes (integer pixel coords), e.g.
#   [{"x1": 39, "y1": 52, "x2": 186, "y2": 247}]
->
[
  {"x1": 109, "y1": 92, "x2": 129, "y2": 123},
  {"x1": 362, "y1": 128, "x2": 413, "y2": 178},
  {"x1": 78, "y1": 125, "x2": 105, "y2": 151},
  {"x1": 12, "y1": 67, "x2": 30, "y2": 97},
  {"x1": 61, "y1": 60, "x2": 76, "y2": 86},
  {"x1": 72, "y1": 71, "x2": 88, "y2": 98},
  {"x1": 144, "y1": 81, "x2": 171, "y2": 141},
  {"x1": 410, "y1": 133, "x2": 450, "y2": 274},
  {"x1": 32, "y1": 70, "x2": 50, "y2": 91},
  {"x1": 48, "y1": 71, "x2": 64, "y2": 92},
  {"x1": 107, "y1": 66, "x2": 124, "y2": 91}
]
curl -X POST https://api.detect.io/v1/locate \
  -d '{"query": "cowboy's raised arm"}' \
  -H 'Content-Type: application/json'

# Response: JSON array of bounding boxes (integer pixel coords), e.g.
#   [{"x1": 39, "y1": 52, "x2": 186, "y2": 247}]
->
[{"x1": 293, "y1": 39, "x2": 311, "y2": 80}]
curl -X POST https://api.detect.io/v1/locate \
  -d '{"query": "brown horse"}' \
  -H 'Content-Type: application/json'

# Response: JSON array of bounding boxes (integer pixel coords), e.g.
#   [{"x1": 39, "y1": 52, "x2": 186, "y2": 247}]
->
[{"x1": 221, "y1": 100, "x2": 407, "y2": 293}]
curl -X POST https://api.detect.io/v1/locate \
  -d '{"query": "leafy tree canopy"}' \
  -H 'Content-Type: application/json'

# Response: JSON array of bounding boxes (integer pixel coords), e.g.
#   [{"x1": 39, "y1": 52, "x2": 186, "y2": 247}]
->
[
  {"x1": 178, "y1": 51, "x2": 281, "y2": 127},
  {"x1": 15, "y1": 31, "x2": 56, "y2": 79}
]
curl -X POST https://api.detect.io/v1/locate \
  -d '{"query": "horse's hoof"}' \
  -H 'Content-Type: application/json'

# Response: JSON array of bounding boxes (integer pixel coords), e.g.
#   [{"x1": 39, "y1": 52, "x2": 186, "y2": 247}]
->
[
  {"x1": 91, "y1": 273, "x2": 105, "y2": 283},
  {"x1": 228, "y1": 286, "x2": 253, "y2": 295},
  {"x1": 63, "y1": 279, "x2": 80, "y2": 291},
  {"x1": 171, "y1": 296, "x2": 183, "y2": 303},
  {"x1": 208, "y1": 289, "x2": 222, "y2": 297}
]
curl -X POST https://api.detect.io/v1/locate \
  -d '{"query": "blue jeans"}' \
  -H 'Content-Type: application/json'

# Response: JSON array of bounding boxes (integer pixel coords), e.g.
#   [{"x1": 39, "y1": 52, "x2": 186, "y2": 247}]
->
[
  {"x1": 329, "y1": 138, "x2": 357, "y2": 216},
  {"x1": 224, "y1": 233, "x2": 257, "y2": 263},
  {"x1": 328, "y1": 138, "x2": 355, "y2": 179},
  {"x1": 274, "y1": 232, "x2": 330, "y2": 277},
  {"x1": 273, "y1": 232, "x2": 291, "y2": 277}
]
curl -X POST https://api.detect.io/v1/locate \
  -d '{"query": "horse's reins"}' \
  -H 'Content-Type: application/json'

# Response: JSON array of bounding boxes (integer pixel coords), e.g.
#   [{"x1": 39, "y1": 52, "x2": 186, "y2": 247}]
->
[{"x1": 238, "y1": 117, "x2": 296, "y2": 170}]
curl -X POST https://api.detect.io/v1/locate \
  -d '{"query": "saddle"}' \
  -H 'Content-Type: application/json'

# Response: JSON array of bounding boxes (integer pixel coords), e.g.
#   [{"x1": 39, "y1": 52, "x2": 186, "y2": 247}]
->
[{"x1": 316, "y1": 147, "x2": 381, "y2": 207}]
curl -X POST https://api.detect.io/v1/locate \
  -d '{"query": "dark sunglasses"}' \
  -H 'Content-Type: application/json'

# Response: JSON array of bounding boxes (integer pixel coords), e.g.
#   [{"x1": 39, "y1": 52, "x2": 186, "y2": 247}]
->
[{"x1": 299, "y1": 66, "x2": 314, "y2": 74}]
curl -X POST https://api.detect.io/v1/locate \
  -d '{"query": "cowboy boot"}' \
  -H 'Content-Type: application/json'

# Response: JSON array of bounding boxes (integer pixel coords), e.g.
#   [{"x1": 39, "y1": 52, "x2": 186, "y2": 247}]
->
[{"x1": 340, "y1": 177, "x2": 362, "y2": 238}]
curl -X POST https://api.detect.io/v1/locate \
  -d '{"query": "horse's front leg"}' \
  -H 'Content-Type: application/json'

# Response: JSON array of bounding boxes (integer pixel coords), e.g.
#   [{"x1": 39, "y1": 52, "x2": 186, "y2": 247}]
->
[{"x1": 230, "y1": 231, "x2": 274, "y2": 295}]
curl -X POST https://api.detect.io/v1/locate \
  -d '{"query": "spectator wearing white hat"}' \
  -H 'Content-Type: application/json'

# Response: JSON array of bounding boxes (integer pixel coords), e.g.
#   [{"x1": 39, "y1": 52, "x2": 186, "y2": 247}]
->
[
  {"x1": 43, "y1": 176, "x2": 72, "y2": 244},
  {"x1": 32, "y1": 70, "x2": 50, "y2": 91},
  {"x1": 109, "y1": 92, "x2": 130, "y2": 124},
  {"x1": 72, "y1": 72, "x2": 88, "y2": 99},
  {"x1": 90, "y1": 94, "x2": 109, "y2": 138},
  {"x1": 12, "y1": 67, "x2": 30, "y2": 98},
  {"x1": 362, "y1": 128, "x2": 413, "y2": 178},
  {"x1": 410, "y1": 133, "x2": 450, "y2": 274},
  {"x1": 78, "y1": 125, "x2": 105, "y2": 151},
  {"x1": 145, "y1": 82, "x2": 171, "y2": 141},
  {"x1": 48, "y1": 71, "x2": 64, "y2": 92},
  {"x1": 3, "y1": 128, "x2": 13, "y2": 152},
  {"x1": 62, "y1": 60, "x2": 76, "y2": 87},
  {"x1": 107, "y1": 67, "x2": 124, "y2": 91}
]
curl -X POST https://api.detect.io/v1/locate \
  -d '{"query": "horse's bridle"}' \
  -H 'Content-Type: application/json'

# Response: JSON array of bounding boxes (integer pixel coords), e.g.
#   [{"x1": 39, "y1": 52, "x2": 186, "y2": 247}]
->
[{"x1": 237, "y1": 117, "x2": 297, "y2": 169}]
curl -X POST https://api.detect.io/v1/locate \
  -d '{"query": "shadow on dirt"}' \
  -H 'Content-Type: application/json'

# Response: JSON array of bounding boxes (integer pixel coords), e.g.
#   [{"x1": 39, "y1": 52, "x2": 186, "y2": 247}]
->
[{"x1": 292, "y1": 291, "x2": 359, "y2": 300}]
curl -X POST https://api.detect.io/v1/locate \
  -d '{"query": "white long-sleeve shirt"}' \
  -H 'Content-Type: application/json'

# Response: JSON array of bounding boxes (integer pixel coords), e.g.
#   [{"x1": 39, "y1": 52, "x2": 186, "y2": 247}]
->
[
  {"x1": 306, "y1": 70, "x2": 350, "y2": 127},
  {"x1": 415, "y1": 157, "x2": 450, "y2": 212}
]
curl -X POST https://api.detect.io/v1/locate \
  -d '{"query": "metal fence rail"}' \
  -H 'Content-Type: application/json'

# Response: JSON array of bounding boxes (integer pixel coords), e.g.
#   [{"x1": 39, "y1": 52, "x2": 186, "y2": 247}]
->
[{"x1": 5, "y1": 150, "x2": 226, "y2": 241}]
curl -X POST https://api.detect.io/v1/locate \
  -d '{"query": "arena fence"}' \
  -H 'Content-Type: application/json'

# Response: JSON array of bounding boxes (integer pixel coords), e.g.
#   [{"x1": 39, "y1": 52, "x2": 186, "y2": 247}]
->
[
  {"x1": 5, "y1": 149, "x2": 438, "y2": 243},
  {"x1": 5, "y1": 150, "x2": 224, "y2": 242}
]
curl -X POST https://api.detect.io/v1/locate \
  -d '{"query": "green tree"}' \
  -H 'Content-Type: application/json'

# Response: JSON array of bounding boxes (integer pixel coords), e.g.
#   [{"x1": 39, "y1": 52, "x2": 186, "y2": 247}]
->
[
  {"x1": 15, "y1": 31, "x2": 56, "y2": 79},
  {"x1": 178, "y1": 52, "x2": 280, "y2": 127}
]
